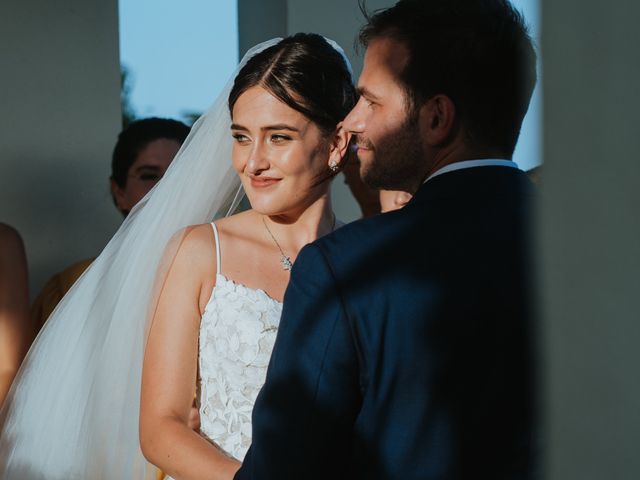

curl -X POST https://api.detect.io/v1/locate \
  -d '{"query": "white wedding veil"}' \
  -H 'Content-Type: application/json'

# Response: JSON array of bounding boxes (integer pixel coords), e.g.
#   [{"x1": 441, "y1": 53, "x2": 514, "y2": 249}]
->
[{"x1": 0, "y1": 39, "x2": 282, "y2": 479}]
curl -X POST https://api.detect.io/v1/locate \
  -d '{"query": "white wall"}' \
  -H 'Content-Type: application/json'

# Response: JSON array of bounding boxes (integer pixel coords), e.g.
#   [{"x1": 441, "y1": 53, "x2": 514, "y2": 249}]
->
[
  {"x1": 0, "y1": 0, "x2": 123, "y2": 296},
  {"x1": 238, "y1": 0, "x2": 288, "y2": 58},
  {"x1": 541, "y1": 1, "x2": 640, "y2": 479},
  {"x1": 286, "y1": 0, "x2": 394, "y2": 81}
]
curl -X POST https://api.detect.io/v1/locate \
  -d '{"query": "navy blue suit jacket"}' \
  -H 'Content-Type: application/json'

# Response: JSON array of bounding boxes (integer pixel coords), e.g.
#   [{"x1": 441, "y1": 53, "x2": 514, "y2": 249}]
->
[{"x1": 235, "y1": 166, "x2": 536, "y2": 479}]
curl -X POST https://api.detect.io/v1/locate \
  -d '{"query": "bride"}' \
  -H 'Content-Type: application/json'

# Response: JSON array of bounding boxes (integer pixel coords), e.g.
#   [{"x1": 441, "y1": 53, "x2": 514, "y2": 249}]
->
[
  {"x1": 0, "y1": 34, "x2": 354, "y2": 479},
  {"x1": 140, "y1": 33, "x2": 356, "y2": 479},
  {"x1": 140, "y1": 34, "x2": 355, "y2": 479}
]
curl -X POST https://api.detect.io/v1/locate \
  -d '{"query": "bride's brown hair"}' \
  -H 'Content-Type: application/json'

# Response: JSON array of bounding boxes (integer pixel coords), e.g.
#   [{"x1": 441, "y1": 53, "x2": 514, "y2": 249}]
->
[{"x1": 228, "y1": 33, "x2": 356, "y2": 137}]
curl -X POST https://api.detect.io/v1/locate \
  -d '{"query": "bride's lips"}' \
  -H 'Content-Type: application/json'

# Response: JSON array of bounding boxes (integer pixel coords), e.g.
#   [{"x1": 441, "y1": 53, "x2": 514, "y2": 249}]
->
[{"x1": 249, "y1": 176, "x2": 282, "y2": 188}]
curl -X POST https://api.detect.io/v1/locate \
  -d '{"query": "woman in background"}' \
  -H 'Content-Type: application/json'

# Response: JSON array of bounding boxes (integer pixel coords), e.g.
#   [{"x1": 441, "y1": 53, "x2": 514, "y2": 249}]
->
[{"x1": 0, "y1": 223, "x2": 31, "y2": 406}]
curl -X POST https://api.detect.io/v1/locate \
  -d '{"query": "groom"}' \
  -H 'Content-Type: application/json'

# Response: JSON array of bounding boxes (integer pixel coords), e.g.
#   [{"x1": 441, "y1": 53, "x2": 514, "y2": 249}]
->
[{"x1": 235, "y1": 0, "x2": 537, "y2": 478}]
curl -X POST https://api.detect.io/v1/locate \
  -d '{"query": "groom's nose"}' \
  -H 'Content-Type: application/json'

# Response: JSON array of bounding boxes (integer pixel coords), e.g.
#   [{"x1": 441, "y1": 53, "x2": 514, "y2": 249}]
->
[{"x1": 343, "y1": 98, "x2": 366, "y2": 134}]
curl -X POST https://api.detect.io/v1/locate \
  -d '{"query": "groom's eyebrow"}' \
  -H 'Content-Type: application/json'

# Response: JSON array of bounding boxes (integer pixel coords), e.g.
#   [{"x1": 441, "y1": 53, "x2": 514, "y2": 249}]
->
[{"x1": 357, "y1": 86, "x2": 380, "y2": 101}]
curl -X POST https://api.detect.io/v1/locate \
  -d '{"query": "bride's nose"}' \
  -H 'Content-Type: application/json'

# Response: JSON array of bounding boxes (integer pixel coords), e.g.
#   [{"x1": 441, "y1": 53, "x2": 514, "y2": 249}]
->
[{"x1": 245, "y1": 143, "x2": 270, "y2": 175}]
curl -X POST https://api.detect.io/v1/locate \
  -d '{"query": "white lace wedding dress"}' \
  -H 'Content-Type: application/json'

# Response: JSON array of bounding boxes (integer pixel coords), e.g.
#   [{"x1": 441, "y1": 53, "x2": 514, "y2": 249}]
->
[{"x1": 196, "y1": 222, "x2": 282, "y2": 460}]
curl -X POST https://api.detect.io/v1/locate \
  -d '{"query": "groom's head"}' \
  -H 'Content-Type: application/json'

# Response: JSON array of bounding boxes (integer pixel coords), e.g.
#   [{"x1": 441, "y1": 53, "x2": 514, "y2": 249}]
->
[{"x1": 343, "y1": 0, "x2": 537, "y2": 192}]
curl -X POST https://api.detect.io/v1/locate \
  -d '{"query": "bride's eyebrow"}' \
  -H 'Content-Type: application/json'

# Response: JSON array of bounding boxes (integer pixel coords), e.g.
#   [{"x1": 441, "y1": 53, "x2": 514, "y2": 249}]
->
[
  {"x1": 230, "y1": 123, "x2": 300, "y2": 132},
  {"x1": 262, "y1": 124, "x2": 299, "y2": 132}
]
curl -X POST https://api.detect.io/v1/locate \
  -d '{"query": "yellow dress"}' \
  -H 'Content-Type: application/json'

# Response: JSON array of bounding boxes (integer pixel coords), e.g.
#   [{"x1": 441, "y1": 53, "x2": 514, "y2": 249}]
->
[{"x1": 30, "y1": 257, "x2": 94, "y2": 332}]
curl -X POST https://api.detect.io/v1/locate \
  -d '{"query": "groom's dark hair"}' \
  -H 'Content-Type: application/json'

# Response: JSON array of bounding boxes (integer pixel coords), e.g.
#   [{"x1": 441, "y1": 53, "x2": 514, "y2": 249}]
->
[{"x1": 359, "y1": 0, "x2": 537, "y2": 156}]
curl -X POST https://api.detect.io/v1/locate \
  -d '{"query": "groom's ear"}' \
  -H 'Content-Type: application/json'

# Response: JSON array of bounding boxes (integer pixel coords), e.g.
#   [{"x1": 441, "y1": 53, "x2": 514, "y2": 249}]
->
[
  {"x1": 328, "y1": 122, "x2": 352, "y2": 167},
  {"x1": 419, "y1": 94, "x2": 456, "y2": 147}
]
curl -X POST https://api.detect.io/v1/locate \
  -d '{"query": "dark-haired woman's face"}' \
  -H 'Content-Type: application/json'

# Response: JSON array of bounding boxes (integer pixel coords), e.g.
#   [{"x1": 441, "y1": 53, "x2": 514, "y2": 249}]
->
[
  {"x1": 231, "y1": 86, "x2": 335, "y2": 216},
  {"x1": 110, "y1": 138, "x2": 181, "y2": 216}
]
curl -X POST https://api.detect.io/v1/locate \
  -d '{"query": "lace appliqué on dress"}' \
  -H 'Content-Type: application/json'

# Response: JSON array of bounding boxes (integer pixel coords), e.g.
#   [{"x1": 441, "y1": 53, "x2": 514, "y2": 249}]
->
[{"x1": 197, "y1": 274, "x2": 282, "y2": 460}]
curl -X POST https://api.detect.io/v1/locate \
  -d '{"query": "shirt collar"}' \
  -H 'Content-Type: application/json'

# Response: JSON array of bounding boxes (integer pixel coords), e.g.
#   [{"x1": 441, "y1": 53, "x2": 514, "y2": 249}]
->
[{"x1": 425, "y1": 159, "x2": 519, "y2": 183}]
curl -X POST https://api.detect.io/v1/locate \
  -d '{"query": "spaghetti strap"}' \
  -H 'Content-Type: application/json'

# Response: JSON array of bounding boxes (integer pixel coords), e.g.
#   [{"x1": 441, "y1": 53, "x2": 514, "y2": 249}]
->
[{"x1": 210, "y1": 222, "x2": 221, "y2": 275}]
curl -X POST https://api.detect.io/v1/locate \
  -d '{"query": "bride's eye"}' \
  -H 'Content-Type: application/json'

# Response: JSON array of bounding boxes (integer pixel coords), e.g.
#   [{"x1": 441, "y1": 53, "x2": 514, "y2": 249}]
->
[
  {"x1": 232, "y1": 133, "x2": 250, "y2": 144},
  {"x1": 270, "y1": 134, "x2": 291, "y2": 144}
]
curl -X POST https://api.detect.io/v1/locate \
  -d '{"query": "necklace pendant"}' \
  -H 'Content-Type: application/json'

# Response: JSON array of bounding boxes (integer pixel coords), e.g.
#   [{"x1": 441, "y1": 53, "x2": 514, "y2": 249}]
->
[{"x1": 280, "y1": 255, "x2": 293, "y2": 271}]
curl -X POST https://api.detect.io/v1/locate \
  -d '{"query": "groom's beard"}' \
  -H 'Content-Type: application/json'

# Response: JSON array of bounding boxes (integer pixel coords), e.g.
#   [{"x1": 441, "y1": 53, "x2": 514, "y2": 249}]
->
[{"x1": 358, "y1": 113, "x2": 424, "y2": 193}]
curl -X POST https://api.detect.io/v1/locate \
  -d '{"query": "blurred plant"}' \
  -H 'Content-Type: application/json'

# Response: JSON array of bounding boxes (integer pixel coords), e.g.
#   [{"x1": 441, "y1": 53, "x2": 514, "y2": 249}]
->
[
  {"x1": 180, "y1": 110, "x2": 204, "y2": 127},
  {"x1": 121, "y1": 65, "x2": 137, "y2": 128}
]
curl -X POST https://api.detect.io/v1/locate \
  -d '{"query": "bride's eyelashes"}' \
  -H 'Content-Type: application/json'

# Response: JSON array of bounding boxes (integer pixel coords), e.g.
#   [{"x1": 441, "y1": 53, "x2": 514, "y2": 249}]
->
[
  {"x1": 231, "y1": 132, "x2": 293, "y2": 145},
  {"x1": 269, "y1": 133, "x2": 292, "y2": 144},
  {"x1": 232, "y1": 133, "x2": 250, "y2": 144}
]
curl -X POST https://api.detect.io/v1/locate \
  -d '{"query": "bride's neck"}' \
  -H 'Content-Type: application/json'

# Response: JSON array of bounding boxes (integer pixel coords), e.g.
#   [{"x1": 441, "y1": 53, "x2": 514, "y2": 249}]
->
[{"x1": 262, "y1": 193, "x2": 335, "y2": 251}]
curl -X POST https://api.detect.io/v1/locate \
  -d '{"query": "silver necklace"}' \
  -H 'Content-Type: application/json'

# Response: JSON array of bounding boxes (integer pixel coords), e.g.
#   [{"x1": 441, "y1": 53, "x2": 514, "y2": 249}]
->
[{"x1": 262, "y1": 215, "x2": 336, "y2": 272}]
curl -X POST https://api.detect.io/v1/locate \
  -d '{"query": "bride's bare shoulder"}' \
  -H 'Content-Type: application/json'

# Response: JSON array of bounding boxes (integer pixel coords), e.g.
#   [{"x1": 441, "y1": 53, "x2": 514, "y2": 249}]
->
[
  {"x1": 213, "y1": 209, "x2": 261, "y2": 241},
  {"x1": 168, "y1": 223, "x2": 217, "y2": 270},
  {"x1": 169, "y1": 210, "x2": 258, "y2": 264}
]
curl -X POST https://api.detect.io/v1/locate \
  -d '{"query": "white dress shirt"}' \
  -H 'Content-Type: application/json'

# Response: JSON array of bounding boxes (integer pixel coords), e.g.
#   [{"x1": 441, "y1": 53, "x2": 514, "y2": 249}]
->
[{"x1": 426, "y1": 159, "x2": 519, "y2": 183}]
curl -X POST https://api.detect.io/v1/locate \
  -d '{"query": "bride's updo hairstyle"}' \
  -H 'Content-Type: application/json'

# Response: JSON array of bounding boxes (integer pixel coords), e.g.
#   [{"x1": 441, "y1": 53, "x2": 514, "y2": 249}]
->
[{"x1": 228, "y1": 33, "x2": 356, "y2": 139}]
